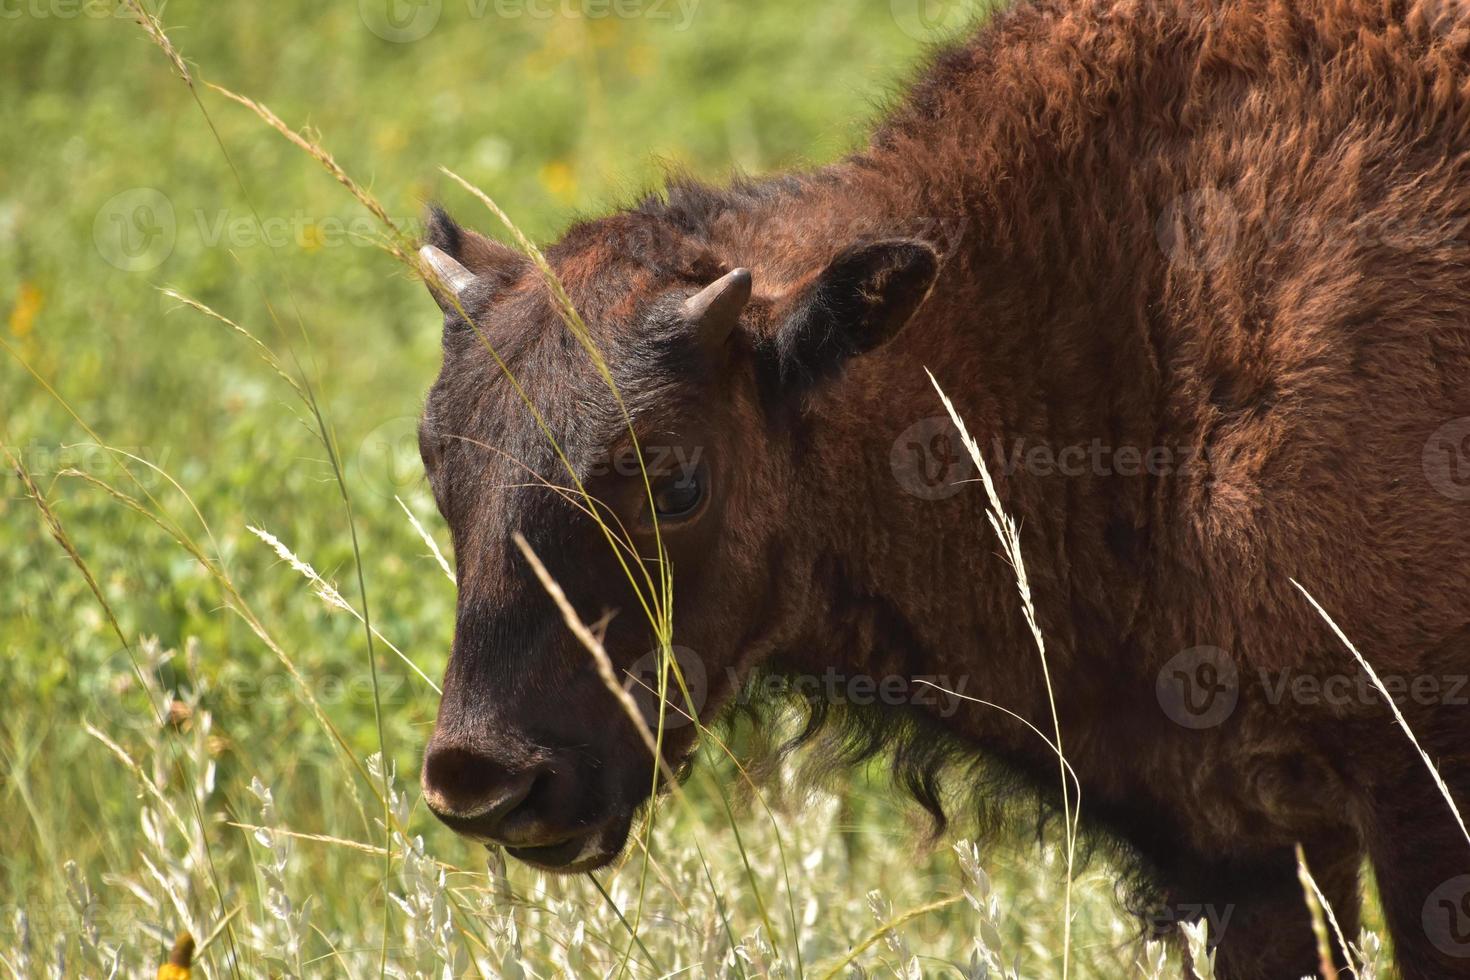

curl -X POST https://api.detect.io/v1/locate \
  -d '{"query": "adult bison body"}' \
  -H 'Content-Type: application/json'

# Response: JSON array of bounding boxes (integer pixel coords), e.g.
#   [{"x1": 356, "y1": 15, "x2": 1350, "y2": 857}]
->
[{"x1": 415, "y1": 0, "x2": 1470, "y2": 975}]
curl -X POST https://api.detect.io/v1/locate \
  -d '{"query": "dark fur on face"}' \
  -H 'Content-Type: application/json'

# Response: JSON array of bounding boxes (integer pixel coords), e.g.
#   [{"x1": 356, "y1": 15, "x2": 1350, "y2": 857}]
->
[{"x1": 419, "y1": 2, "x2": 1470, "y2": 976}]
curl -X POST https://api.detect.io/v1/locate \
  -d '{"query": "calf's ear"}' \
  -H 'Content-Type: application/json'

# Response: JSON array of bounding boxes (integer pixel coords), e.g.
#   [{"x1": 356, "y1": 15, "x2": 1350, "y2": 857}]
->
[
  {"x1": 419, "y1": 205, "x2": 522, "y2": 320},
  {"x1": 772, "y1": 239, "x2": 939, "y2": 384}
]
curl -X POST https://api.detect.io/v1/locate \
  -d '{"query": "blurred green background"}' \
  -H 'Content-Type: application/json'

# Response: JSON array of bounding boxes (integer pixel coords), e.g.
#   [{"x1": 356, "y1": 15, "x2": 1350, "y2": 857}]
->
[{"x1": 0, "y1": 2, "x2": 1213, "y2": 975}]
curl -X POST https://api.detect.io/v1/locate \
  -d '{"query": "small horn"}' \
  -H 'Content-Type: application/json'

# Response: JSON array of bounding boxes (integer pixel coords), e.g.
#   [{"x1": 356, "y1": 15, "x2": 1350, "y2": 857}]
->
[
  {"x1": 419, "y1": 244, "x2": 476, "y2": 297},
  {"x1": 682, "y1": 267, "x2": 752, "y2": 349}
]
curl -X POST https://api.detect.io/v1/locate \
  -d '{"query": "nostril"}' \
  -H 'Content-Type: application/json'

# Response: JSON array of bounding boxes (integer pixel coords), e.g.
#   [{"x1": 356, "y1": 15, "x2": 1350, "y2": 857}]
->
[{"x1": 422, "y1": 746, "x2": 537, "y2": 822}]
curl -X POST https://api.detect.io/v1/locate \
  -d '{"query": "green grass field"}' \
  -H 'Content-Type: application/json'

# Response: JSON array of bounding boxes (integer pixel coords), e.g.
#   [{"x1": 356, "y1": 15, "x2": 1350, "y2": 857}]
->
[{"x1": 0, "y1": 2, "x2": 1390, "y2": 976}]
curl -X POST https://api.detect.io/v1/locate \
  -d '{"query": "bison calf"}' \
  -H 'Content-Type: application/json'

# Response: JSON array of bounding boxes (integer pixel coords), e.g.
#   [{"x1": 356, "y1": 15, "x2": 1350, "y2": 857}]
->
[{"x1": 415, "y1": 0, "x2": 1470, "y2": 975}]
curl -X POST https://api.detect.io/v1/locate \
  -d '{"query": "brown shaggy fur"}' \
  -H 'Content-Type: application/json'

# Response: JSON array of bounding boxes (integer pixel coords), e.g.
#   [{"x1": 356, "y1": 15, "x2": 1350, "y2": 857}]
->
[{"x1": 418, "y1": 1, "x2": 1470, "y2": 976}]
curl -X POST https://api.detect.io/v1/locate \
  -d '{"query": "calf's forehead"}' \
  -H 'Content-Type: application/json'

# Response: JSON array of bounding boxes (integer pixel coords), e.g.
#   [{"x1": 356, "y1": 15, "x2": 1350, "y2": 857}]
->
[
  {"x1": 423, "y1": 216, "x2": 730, "y2": 477},
  {"x1": 431, "y1": 336, "x2": 679, "y2": 486}
]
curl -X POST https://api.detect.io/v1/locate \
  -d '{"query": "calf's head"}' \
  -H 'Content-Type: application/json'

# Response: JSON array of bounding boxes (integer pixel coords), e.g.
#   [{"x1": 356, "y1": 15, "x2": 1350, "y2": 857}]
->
[{"x1": 417, "y1": 203, "x2": 937, "y2": 870}]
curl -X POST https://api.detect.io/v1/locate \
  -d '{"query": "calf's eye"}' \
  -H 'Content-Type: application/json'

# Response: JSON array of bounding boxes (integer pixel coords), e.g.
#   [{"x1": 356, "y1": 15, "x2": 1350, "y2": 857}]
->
[{"x1": 651, "y1": 474, "x2": 704, "y2": 521}]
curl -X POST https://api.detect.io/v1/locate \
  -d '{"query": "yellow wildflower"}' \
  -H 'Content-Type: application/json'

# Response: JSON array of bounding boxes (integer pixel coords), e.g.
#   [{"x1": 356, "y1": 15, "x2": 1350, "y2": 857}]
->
[
  {"x1": 8, "y1": 281, "x2": 41, "y2": 338},
  {"x1": 157, "y1": 932, "x2": 194, "y2": 980}
]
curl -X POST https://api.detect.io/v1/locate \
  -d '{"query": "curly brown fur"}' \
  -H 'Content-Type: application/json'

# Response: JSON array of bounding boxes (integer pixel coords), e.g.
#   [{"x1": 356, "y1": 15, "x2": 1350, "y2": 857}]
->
[{"x1": 418, "y1": 2, "x2": 1470, "y2": 975}]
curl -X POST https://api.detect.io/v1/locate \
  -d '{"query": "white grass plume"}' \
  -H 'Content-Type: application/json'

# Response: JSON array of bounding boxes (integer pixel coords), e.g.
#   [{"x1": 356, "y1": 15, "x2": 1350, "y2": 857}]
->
[
  {"x1": 927, "y1": 368, "x2": 1080, "y2": 978},
  {"x1": 395, "y1": 495, "x2": 455, "y2": 584},
  {"x1": 248, "y1": 524, "x2": 440, "y2": 693},
  {"x1": 1291, "y1": 578, "x2": 1470, "y2": 849},
  {"x1": 1296, "y1": 842, "x2": 1353, "y2": 978}
]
